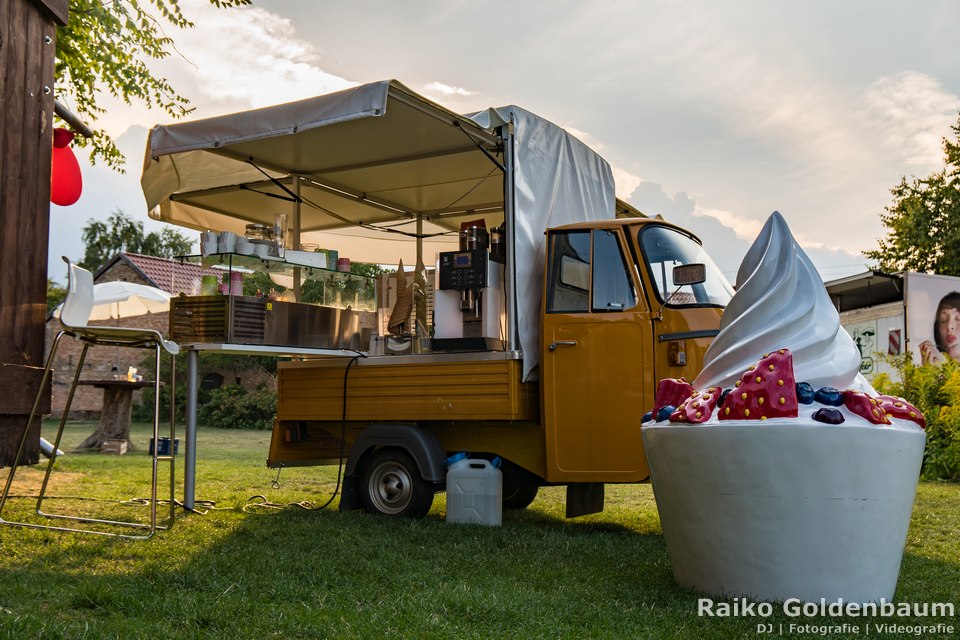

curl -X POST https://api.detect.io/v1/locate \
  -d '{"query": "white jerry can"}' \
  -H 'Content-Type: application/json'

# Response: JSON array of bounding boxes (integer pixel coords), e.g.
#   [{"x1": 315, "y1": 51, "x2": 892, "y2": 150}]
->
[{"x1": 445, "y1": 458, "x2": 502, "y2": 526}]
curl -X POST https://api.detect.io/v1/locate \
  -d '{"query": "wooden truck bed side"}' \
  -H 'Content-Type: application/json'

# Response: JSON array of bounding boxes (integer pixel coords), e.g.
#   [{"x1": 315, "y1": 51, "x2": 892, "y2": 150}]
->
[{"x1": 276, "y1": 354, "x2": 538, "y2": 422}]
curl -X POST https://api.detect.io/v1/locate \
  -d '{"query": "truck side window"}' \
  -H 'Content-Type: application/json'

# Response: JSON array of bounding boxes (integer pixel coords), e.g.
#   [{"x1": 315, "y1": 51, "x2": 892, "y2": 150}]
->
[
  {"x1": 592, "y1": 230, "x2": 637, "y2": 312},
  {"x1": 547, "y1": 231, "x2": 591, "y2": 312}
]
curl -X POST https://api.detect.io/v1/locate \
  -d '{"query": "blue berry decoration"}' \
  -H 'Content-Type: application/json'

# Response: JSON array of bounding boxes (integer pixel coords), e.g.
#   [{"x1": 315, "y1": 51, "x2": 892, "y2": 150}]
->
[
  {"x1": 812, "y1": 408, "x2": 845, "y2": 424},
  {"x1": 796, "y1": 382, "x2": 815, "y2": 404},
  {"x1": 656, "y1": 405, "x2": 677, "y2": 422},
  {"x1": 718, "y1": 388, "x2": 732, "y2": 407},
  {"x1": 641, "y1": 410, "x2": 653, "y2": 423},
  {"x1": 813, "y1": 386, "x2": 844, "y2": 406}
]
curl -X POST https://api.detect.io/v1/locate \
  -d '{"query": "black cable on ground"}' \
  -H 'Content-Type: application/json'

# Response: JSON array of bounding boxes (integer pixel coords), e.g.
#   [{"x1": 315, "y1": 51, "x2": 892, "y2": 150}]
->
[{"x1": 242, "y1": 350, "x2": 365, "y2": 513}]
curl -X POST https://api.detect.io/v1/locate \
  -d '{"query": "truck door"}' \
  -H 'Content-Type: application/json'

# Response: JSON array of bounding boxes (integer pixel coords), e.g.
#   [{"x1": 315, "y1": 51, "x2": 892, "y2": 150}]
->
[{"x1": 542, "y1": 228, "x2": 654, "y2": 483}]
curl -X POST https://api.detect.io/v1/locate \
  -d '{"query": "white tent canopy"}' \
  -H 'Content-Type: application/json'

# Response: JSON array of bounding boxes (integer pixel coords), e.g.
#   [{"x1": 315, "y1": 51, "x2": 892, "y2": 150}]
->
[{"x1": 141, "y1": 80, "x2": 616, "y2": 380}]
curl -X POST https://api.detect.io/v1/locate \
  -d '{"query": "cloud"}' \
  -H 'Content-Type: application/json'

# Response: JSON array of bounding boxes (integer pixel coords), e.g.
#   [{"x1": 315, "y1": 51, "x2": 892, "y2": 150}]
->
[
  {"x1": 163, "y1": 2, "x2": 355, "y2": 110},
  {"x1": 423, "y1": 82, "x2": 476, "y2": 97},
  {"x1": 865, "y1": 71, "x2": 960, "y2": 167},
  {"x1": 90, "y1": 1, "x2": 356, "y2": 138},
  {"x1": 691, "y1": 205, "x2": 765, "y2": 243}
]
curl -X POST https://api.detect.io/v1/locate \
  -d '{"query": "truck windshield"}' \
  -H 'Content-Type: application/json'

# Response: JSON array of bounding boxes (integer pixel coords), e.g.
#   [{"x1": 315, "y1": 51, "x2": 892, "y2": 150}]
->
[{"x1": 639, "y1": 225, "x2": 734, "y2": 307}]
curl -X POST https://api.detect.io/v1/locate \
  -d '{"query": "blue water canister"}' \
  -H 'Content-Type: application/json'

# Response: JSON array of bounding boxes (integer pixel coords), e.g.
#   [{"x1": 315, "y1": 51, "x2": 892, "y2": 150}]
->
[{"x1": 445, "y1": 458, "x2": 502, "y2": 526}]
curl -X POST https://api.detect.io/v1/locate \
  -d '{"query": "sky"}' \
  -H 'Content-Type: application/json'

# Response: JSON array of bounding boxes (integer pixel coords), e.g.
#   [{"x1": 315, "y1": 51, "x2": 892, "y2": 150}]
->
[{"x1": 48, "y1": 0, "x2": 960, "y2": 285}]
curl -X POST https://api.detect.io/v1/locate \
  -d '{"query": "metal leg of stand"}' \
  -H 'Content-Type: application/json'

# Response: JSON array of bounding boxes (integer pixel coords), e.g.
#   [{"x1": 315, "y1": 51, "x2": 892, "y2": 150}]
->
[{"x1": 184, "y1": 349, "x2": 199, "y2": 511}]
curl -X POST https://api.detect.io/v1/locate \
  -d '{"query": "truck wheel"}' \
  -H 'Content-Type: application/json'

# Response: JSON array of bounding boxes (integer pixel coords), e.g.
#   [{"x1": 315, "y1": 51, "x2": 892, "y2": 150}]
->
[
  {"x1": 501, "y1": 463, "x2": 540, "y2": 510},
  {"x1": 359, "y1": 449, "x2": 434, "y2": 518}
]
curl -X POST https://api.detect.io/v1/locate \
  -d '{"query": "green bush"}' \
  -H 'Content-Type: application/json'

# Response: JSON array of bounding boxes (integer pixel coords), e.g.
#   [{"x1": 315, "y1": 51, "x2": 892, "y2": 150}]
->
[
  {"x1": 132, "y1": 353, "x2": 277, "y2": 425},
  {"x1": 873, "y1": 356, "x2": 960, "y2": 480},
  {"x1": 197, "y1": 384, "x2": 277, "y2": 430}
]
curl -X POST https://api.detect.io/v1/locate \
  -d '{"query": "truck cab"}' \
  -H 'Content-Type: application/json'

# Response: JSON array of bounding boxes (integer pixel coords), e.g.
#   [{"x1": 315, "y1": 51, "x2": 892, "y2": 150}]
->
[{"x1": 541, "y1": 218, "x2": 731, "y2": 484}]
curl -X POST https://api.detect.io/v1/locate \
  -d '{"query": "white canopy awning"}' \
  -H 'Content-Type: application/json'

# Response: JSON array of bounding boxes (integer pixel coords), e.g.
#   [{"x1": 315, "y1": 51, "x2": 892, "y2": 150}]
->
[
  {"x1": 141, "y1": 80, "x2": 616, "y2": 380},
  {"x1": 142, "y1": 80, "x2": 503, "y2": 263}
]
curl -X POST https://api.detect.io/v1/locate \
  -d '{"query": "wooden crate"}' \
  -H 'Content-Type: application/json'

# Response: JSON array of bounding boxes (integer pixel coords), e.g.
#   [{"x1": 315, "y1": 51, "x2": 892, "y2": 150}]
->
[{"x1": 100, "y1": 440, "x2": 128, "y2": 455}]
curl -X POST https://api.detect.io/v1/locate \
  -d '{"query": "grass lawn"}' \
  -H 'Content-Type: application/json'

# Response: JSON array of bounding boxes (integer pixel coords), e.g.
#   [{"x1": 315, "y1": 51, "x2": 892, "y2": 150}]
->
[{"x1": 0, "y1": 422, "x2": 957, "y2": 639}]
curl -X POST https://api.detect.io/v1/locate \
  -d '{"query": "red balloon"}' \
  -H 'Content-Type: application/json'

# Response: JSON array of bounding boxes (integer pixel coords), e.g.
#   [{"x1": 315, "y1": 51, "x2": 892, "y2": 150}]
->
[{"x1": 51, "y1": 128, "x2": 82, "y2": 206}]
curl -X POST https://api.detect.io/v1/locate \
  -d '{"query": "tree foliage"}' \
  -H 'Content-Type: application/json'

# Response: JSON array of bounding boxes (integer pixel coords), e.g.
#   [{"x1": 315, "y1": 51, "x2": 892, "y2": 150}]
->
[
  {"x1": 80, "y1": 209, "x2": 193, "y2": 272},
  {"x1": 865, "y1": 115, "x2": 960, "y2": 275},
  {"x1": 56, "y1": 0, "x2": 250, "y2": 170},
  {"x1": 46, "y1": 279, "x2": 67, "y2": 314}
]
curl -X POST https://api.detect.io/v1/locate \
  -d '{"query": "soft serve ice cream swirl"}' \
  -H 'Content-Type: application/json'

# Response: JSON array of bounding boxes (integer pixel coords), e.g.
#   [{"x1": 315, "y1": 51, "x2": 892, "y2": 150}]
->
[{"x1": 694, "y1": 211, "x2": 868, "y2": 393}]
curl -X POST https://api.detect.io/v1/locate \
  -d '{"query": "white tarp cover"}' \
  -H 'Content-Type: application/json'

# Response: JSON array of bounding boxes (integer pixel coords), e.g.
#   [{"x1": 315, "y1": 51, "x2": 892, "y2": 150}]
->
[{"x1": 141, "y1": 80, "x2": 615, "y2": 380}]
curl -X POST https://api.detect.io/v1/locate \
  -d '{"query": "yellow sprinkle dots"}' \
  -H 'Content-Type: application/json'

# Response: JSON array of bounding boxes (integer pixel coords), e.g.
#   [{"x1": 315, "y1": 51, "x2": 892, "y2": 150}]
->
[
  {"x1": 696, "y1": 412, "x2": 702, "y2": 419},
  {"x1": 693, "y1": 402, "x2": 700, "y2": 408},
  {"x1": 755, "y1": 376, "x2": 762, "y2": 383},
  {"x1": 703, "y1": 394, "x2": 711, "y2": 401},
  {"x1": 872, "y1": 409, "x2": 880, "y2": 417},
  {"x1": 736, "y1": 380, "x2": 742, "y2": 388},
  {"x1": 725, "y1": 407, "x2": 731, "y2": 416},
  {"x1": 768, "y1": 364, "x2": 775, "y2": 371},
  {"x1": 744, "y1": 409, "x2": 751, "y2": 417},
  {"x1": 761, "y1": 416, "x2": 767, "y2": 421},
  {"x1": 778, "y1": 349, "x2": 785, "y2": 354},
  {"x1": 778, "y1": 380, "x2": 784, "y2": 386},
  {"x1": 895, "y1": 402, "x2": 903, "y2": 408},
  {"x1": 779, "y1": 397, "x2": 786, "y2": 405},
  {"x1": 758, "y1": 397, "x2": 765, "y2": 405},
  {"x1": 910, "y1": 411, "x2": 917, "y2": 418},
  {"x1": 763, "y1": 353, "x2": 770, "y2": 358},
  {"x1": 741, "y1": 392, "x2": 748, "y2": 400}
]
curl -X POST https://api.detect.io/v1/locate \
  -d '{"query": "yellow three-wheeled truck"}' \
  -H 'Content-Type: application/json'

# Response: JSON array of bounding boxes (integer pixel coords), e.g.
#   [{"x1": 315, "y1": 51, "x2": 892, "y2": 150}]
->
[{"x1": 142, "y1": 80, "x2": 732, "y2": 517}]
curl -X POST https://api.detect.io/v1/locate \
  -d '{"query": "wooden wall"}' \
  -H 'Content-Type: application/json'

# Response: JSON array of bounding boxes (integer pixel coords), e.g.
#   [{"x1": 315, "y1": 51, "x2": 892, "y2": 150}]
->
[{"x1": 0, "y1": 0, "x2": 67, "y2": 467}]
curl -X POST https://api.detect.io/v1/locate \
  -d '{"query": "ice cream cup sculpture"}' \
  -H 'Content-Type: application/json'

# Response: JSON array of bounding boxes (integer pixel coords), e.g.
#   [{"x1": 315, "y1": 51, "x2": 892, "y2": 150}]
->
[{"x1": 641, "y1": 212, "x2": 926, "y2": 604}]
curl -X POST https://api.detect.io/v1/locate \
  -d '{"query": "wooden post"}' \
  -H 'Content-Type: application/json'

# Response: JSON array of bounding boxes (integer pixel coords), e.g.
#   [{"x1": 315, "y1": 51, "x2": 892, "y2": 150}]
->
[{"x1": 0, "y1": 0, "x2": 67, "y2": 467}]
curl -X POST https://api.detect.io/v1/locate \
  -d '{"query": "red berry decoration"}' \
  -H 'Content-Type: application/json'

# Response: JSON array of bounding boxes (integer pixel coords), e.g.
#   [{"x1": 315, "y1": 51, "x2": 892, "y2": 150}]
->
[
  {"x1": 670, "y1": 387, "x2": 722, "y2": 423},
  {"x1": 718, "y1": 349, "x2": 798, "y2": 421},
  {"x1": 841, "y1": 390, "x2": 891, "y2": 425},
  {"x1": 653, "y1": 378, "x2": 694, "y2": 418},
  {"x1": 877, "y1": 395, "x2": 926, "y2": 429}
]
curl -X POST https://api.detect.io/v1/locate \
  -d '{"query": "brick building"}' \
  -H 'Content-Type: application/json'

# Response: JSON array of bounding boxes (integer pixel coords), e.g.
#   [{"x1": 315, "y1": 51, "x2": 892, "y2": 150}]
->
[{"x1": 46, "y1": 254, "x2": 274, "y2": 418}]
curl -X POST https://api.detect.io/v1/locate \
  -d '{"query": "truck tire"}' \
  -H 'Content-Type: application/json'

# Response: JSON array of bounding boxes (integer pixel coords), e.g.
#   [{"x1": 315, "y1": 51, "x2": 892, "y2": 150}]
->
[
  {"x1": 501, "y1": 463, "x2": 540, "y2": 510},
  {"x1": 359, "y1": 449, "x2": 434, "y2": 518}
]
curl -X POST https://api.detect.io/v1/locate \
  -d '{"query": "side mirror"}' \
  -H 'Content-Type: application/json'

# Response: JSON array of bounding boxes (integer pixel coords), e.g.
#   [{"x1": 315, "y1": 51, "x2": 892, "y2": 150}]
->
[
  {"x1": 655, "y1": 263, "x2": 707, "y2": 322},
  {"x1": 673, "y1": 263, "x2": 706, "y2": 286}
]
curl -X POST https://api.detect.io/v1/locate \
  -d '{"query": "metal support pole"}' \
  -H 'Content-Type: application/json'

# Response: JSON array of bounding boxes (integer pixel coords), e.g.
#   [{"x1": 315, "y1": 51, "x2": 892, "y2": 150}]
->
[
  {"x1": 293, "y1": 176, "x2": 302, "y2": 300},
  {"x1": 183, "y1": 349, "x2": 199, "y2": 511},
  {"x1": 502, "y1": 121, "x2": 520, "y2": 352}
]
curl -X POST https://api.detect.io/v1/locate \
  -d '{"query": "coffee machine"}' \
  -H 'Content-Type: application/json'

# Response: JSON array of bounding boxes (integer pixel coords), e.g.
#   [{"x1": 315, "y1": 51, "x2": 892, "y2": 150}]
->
[{"x1": 432, "y1": 224, "x2": 505, "y2": 351}]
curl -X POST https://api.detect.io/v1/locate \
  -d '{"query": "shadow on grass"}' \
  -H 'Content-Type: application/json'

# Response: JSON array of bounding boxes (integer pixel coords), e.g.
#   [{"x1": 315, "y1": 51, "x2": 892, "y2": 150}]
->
[{"x1": 2, "y1": 498, "x2": 958, "y2": 639}]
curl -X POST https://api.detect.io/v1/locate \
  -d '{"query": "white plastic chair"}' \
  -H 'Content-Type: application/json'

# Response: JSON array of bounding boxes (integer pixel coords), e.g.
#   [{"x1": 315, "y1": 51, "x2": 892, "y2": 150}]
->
[{"x1": 0, "y1": 258, "x2": 180, "y2": 539}]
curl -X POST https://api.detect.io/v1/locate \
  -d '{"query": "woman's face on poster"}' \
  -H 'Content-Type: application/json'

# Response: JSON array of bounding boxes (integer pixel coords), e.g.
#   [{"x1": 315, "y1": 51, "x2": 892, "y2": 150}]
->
[{"x1": 938, "y1": 306, "x2": 960, "y2": 354}]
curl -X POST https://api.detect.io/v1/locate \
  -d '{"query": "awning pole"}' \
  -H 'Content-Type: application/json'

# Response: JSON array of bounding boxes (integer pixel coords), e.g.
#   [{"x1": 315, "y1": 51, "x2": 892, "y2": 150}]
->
[
  {"x1": 503, "y1": 120, "x2": 519, "y2": 352},
  {"x1": 293, "y1": 176, "x2": 302, "y2": 300},
  {"x1": 417, "y1": 213, "x2": 423, "y2": 268}
]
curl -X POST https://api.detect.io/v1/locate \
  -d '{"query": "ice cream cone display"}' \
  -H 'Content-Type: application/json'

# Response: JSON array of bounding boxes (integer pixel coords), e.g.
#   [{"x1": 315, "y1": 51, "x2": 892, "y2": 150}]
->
[{"x1": 642, "y1": 212, "x2": 926, "y2": 603}]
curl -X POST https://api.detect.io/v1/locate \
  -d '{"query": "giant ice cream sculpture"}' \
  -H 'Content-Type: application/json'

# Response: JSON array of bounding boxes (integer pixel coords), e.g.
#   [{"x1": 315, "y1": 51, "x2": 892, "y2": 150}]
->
[{"x1": 641, "y1": 212, "x2": 926, "y2": 603}]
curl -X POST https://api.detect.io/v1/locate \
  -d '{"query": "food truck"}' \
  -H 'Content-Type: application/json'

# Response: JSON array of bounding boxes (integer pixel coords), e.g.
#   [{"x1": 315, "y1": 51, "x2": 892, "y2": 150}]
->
[{"x1": 141, "y1": 80, "x2": 732, "y2": 517}]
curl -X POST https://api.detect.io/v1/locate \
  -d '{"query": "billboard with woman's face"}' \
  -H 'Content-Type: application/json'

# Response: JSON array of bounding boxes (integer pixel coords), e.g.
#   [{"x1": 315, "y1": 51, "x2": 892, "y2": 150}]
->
[{"x1": 906, "y1": 273, "x2": 960, "y2": 365}]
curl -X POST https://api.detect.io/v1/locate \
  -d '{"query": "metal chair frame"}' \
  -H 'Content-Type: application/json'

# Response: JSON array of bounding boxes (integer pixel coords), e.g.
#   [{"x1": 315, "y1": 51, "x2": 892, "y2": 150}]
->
[{"x1": 0, "y1": 258, "x2": 180, "y2": 539}]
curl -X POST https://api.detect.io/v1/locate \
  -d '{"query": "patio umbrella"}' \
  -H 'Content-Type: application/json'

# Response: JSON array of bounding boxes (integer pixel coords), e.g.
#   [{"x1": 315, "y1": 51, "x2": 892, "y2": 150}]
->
[{"x1": 53, "y1": 281, "x2": 172, "y2": 322}]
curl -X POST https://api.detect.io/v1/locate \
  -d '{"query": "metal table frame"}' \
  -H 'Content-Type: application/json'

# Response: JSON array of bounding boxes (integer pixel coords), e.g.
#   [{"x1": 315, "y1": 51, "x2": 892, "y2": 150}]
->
[{"x1": 181, "y1": 343, "x2": 356, "y2": 510}]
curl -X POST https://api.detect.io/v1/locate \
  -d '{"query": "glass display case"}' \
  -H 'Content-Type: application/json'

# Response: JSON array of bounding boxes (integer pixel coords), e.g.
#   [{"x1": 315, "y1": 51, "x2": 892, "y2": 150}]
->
[{"x1": 169, "y1": 253, "x2": 379, "y2": 350}]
